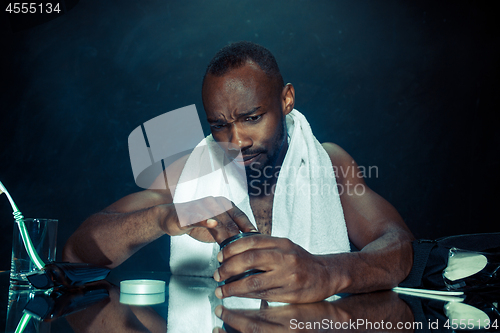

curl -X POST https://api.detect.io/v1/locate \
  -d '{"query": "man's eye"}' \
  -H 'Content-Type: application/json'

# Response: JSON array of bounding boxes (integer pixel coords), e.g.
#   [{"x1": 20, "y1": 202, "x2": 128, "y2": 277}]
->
[
  {"x1": 246, "y1": 115, "x2": 262, "y2": 122},
  {"x1": 211, "y1": 124, "x2": 226, "y2": 130}
]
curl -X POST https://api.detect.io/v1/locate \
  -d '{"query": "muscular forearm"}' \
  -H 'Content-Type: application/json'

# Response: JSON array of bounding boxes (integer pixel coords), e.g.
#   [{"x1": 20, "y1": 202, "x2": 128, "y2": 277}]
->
[
  {"x1": 63, "y1": 194, "x2": 256, "y2": 268},
  {"x1": 62, "y1": 204, "x2": 171, "y2": 268},
  {"x1": 321, "y1": 228, "x2": 414, "y2": 295}
]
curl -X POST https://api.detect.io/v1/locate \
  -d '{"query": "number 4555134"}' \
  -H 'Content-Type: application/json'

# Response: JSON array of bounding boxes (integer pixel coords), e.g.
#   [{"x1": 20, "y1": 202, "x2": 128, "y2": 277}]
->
[{"x1": 5, "y1": 3, "x2": 61, "y2": 14}]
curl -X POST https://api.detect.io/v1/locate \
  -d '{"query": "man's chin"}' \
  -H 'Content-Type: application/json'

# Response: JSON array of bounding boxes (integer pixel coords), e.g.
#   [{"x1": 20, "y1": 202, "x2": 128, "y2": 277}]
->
[
  {"x1": 245, "y1": 166, "x2": 262, "y2": 183},
  {"x1": 245, "y1": 164, "x2": 273, "y2": 183}
]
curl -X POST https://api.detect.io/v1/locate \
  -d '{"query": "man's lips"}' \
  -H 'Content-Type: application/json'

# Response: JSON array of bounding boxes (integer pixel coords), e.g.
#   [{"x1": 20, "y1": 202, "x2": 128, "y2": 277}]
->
[{"x1": 234, "y1": 153, "x2": 262, "y2": 166}]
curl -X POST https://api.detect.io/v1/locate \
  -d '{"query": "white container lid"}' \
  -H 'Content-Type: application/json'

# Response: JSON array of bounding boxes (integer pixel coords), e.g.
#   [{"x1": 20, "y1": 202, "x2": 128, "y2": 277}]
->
[
  {"x1": 120, "y1": 292, "x2": 165, "y2": 305},
  {"x1": 120, "y1": 279, "x2": 166, "y2": 294}
]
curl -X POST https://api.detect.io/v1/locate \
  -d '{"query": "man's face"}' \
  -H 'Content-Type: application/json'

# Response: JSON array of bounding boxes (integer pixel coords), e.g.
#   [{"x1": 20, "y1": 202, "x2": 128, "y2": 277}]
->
[{"x1": 202, "y1": 61, "x2": 286, "y2": 180}]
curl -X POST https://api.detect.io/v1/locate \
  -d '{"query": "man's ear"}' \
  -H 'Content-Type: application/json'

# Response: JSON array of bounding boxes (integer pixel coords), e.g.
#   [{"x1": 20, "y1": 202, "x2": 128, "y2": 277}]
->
[{"x1": 281, "y1": 83, "x2": 295, "y2": 116}]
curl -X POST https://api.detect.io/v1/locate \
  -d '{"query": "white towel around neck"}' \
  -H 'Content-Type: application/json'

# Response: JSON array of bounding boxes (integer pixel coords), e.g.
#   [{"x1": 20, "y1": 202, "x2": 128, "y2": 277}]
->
[{"x1": 169, "y1": 109, "x2": 350, "y2": 277}]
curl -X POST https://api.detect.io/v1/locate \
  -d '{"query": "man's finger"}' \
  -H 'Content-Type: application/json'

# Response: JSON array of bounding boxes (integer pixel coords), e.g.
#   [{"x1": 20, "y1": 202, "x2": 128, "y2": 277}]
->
[
  {"x1": 216, "y1": 249, "x2": 277, "y2": 282},
  {"x1": 227, "y1": 205, "x2": 258, "y2": 233},
  {"x1": 216, "y1": 271, "x2": 284, "y2": 300},
  {"x1": 215, "y1": 305, "x2": 286, "y2": 333},
  {"x1": 220, "y1": 235, "x2": 289, "y2": 262},
  {"x1": 212, "y1": 327, "x2": 226, "y2": 333},
  {"x1": 181, "y1": 217, "x2": 217, "y2": 230},
  {"x1": 206, "y1": 201, "x2": 257, "y2": 244}
]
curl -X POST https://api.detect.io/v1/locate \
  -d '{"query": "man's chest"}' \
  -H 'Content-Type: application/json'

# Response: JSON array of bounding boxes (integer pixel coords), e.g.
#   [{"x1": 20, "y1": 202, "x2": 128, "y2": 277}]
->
[{"x1": 249, "y1": 196, "x2": 274, "y2": 235}]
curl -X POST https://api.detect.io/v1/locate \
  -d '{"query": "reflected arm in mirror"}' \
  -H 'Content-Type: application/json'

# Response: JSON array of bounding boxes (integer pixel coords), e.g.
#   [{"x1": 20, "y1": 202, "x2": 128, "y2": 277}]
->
[
  {"x1": 66, "y1": 282, "x2": 166, "y2": 333},
  {"x1": 214, "y1": 291, "x2": 415, "y2": 333}
]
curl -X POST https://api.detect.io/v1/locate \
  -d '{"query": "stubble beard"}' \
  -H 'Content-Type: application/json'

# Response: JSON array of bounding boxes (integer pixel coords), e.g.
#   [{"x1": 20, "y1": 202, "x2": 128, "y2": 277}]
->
[{"x1": 245, "y1": 119, "x2": 286, "y2": 185}]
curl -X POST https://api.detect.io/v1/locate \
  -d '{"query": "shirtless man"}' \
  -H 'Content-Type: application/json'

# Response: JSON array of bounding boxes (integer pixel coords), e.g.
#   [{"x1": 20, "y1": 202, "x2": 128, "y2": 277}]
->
[{"x1": 63, "y1": 41, "x2": 414, "y2": 303}]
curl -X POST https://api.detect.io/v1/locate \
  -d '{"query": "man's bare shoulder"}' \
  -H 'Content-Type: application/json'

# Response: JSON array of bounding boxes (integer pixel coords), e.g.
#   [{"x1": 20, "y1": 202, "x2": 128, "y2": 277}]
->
[
  {"x1": 321, "y1": 142, "x2": 353, "y2": 169},
  {"x1": 321, "y1": 142, "x2": 366, "y2": 186}
]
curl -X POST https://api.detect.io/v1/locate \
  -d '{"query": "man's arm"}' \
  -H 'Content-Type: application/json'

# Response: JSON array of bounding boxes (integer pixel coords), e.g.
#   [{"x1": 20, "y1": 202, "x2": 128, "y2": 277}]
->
[
  {"x1": 62, "y1": 155, "x2": 190, "y2": 268},
  {"x1": 63, "y1": 154, "x2": 257, "y2": 268},
  {"x1": 62, "y1": 189, "x2": 174, "y2": 268},
  {"x1": 320, "y1": 142, "x2": 414, "y2": 293},
  {"x1": 213, "y1": 143, "x2": 414, "y2": 303}
]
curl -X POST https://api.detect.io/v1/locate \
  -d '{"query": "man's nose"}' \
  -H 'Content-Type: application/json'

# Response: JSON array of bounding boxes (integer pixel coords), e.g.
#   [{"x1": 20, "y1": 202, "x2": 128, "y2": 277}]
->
[{"x1": 228, "y1": 124, "x2": 252, "y2": 152}]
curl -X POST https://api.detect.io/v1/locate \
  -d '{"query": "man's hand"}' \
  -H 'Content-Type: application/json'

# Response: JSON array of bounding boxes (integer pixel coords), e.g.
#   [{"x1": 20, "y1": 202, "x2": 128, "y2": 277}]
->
[
  {"x1": 213, "y1": 234, "x2": 338, "y2": 303},
  {"x1": 162, "y1": 196, "x2": 257, "y2": 244}
]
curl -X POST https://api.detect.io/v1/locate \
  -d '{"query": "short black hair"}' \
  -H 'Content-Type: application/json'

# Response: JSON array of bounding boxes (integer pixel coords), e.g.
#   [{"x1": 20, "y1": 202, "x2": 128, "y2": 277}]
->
[{"x1": 203, "y1": 41, "x2": 284, "y2": 94}]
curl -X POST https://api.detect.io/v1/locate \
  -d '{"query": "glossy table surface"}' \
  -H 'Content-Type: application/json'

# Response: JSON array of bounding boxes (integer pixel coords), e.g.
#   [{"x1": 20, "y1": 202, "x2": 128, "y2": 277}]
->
[{"x1": 1, "y1": 270, "x2": 498, "y2": 332}]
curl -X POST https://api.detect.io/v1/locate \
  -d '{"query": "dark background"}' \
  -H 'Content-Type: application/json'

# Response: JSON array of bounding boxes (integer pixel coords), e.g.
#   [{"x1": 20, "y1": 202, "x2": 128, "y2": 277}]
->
[{"x1": 0, "y1": 0, "x2": 499, "y2": 272}]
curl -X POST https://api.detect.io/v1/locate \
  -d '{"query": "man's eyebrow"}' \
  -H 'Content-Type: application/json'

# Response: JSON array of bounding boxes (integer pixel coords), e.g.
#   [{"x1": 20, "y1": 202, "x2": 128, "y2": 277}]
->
[
  {"x1": 207, "y1": 117, "x2": 225, "y2": 125},
  {"x1": 207, "y1": 107, "x2": 261, "y2": 124},
  {"x1": 236, "y1": 106, "x2": 261, "y2": 119}
]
